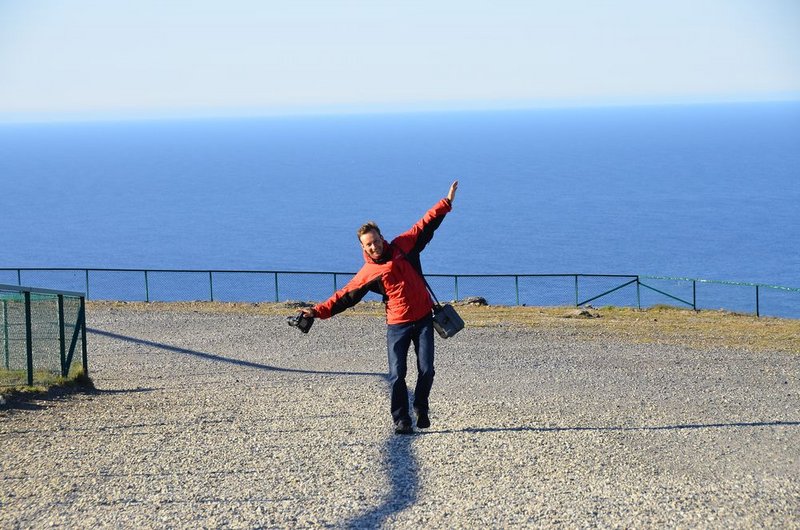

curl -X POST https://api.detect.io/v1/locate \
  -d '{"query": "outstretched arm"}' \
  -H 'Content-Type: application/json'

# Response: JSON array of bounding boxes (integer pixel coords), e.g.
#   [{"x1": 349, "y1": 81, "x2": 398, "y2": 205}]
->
[
  {"x1": 299, "y1": 268, "x2": 382, "y2": 320},
  {"x1": 393, "y1": 180, "x2": 459, "y2": 256}
]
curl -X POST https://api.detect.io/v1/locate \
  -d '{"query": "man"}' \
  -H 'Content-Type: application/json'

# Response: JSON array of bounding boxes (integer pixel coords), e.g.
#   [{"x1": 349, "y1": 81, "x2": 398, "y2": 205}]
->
[{"x1": 299, "y1": 181, "x2": 459, "y2": 435}]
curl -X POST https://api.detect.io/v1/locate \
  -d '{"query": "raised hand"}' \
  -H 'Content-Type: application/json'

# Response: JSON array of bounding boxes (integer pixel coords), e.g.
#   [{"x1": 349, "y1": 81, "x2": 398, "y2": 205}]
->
[{"x1": 447, "y1": 180, "x2": 459, "y2": 204}]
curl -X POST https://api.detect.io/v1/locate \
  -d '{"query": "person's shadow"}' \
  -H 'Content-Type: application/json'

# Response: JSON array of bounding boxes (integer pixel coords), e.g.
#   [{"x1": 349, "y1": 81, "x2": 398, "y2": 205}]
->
[{"x1": 343, "y1": 433, "x2": 419, "y2": 529}]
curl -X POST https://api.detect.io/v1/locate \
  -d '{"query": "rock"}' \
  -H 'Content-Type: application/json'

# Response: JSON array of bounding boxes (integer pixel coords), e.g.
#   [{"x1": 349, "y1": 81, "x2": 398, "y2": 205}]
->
[
  {"x1": 565, "y1": 307, "x2": 600, "y2": 319},
  {"x1": 457, "y1": 296, "x2": 488, "y2": 306},
  {"x1": 279, "y1": 300, "x2": 315, "y2": 308}
]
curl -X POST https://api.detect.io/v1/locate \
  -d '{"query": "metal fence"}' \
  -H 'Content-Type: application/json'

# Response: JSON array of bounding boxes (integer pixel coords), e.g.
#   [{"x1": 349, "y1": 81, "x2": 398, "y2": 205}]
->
[
  {"x1": 1, "y1": 268, "x2": 798, "y2": 319},
  {"x1": 0, "y1": 283, "x2": 88, "y2": 387}
]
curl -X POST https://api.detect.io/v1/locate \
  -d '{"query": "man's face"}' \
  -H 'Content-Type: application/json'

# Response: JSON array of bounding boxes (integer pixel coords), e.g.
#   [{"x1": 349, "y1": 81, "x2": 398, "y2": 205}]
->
[{"x1": 359, "y1": 230, "x2": 384, "y2": 260}]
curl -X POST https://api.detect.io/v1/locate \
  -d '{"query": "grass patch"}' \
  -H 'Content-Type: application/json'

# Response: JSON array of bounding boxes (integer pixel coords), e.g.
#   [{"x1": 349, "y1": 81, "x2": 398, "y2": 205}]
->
[
  {"x1": 457, "y1": 304, "x2": 800, "y2": 354},
  {"x1": 0, "y1": 368, "x2": 95, "y2": 406},
  {"x1": 88, "y1": 300, "x2": 800, "y2": 354}
]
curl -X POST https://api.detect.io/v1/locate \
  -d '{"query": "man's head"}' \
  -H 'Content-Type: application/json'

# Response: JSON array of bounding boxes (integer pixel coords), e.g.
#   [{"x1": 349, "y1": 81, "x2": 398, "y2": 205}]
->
[{"x1": 357, "y1": 221, "x2": 385, "y2": 260}]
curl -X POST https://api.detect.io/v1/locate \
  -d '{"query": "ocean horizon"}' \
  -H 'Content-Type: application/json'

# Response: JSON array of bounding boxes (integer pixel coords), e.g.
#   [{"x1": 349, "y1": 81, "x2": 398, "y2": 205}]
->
[{"x1": 2, "y1": 101, "x2": 798, "y2": 291}]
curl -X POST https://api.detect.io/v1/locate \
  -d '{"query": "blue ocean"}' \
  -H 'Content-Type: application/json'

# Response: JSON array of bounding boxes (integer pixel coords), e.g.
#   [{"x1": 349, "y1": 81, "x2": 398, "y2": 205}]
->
[{"x1": 1, "y1": 102, "x2": 798, "y2": 291}]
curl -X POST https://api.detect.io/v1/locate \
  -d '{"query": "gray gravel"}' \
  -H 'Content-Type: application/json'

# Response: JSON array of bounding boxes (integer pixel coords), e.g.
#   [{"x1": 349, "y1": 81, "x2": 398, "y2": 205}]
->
[{"x1": 2, "y1": 305, "x2": 799, "y2": 529}]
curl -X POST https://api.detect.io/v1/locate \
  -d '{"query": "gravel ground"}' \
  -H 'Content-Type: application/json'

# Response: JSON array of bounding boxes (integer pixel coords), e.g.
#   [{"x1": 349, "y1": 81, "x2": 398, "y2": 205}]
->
[{"x1": 1, "y1": 305, "x2": 799, "y2": 529}]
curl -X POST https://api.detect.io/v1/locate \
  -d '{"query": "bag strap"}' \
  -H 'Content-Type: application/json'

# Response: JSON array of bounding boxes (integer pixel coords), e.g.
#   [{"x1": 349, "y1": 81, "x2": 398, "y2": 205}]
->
[
  {"x1": 420, "y1": 271, "x2": 442, "y2": 307},
  {"x1": 395, "y1": 246, "x2": 442, "y2": 307}
]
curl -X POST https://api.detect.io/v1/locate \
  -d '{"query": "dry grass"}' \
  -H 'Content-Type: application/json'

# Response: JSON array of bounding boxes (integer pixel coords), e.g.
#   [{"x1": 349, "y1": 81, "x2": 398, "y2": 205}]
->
[
  {"x1": 458, "y1": 304, "x2": 800, "y2": 354},
  {"x1": 88, "y1": 300, "x2": 800, "y2": 354},
  {"x1": 0, "y1": 369, "x2": 94, "y2": 400}
]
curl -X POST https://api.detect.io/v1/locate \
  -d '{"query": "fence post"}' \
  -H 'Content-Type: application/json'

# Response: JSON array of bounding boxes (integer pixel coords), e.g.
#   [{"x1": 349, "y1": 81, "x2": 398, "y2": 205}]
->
[
  {"x1": 333, "y1": 273, "x2": 338, "y2": 292},
  {"x1": 515, "y1": 276, "x2": 520, "y2": 306},
  {"x1": 58, "y1": 294, "x2": 67, "y2": 377},
  {"x1": 2, "y1": 300, "x2": 9, "y2": 370},
  {"x1": 692, "y1": 280, "x2": 697, "y2": 311},
  {"x1": 85, "y1": 269, "x2": 90, "y2": 301},
  {"x1": 636, "y1": 276, "x2": 641, "y2": 310},
  {"x1": 144, "y1": 270, "x2": 150, "y2": 302},
  {"x1": 574, "y1": 275, "x2": 579, "y2": 306},
  {"x1": 209, "y1": 271, "x2": 214, "y2": 302},
  {"x1": 755, "y1": 285, "x2": 760, "y2": 317},
  {"x1": 80, "y1": 297, "x2": 88, "y2": 377},
  {"x1": 24, "y1": 290, "x2": 33, "y2": 386},
  {"x1": 454, "y1": 275, "x2": 459, "y2": 301},
  {"x1": 17, "y1": 269, "x2": 22, "y2": 286},
  {"x1": 274, "y1": 272, "x2": 280, "y2": 303}
]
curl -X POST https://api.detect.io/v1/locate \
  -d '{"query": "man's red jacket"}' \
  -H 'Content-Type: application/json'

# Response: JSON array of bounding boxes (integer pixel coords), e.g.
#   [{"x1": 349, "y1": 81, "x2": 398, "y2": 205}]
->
[{"x1": 313, "y1": 198, "x2": 452, "y2": 324}]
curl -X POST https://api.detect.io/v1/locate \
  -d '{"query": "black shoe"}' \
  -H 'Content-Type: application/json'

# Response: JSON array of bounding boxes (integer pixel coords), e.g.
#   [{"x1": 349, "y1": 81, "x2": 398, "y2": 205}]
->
[
  {"x1": 394, "y1": 420, "x2": 414, "y2": 435},
  {"x1": 414, "y1": 408, "x2": 430, "y2": 429}
]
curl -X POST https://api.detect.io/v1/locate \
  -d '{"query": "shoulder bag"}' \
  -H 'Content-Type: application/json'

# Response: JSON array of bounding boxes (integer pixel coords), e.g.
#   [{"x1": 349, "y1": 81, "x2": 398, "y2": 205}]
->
[{"x1": 421, "y1": 276, "x2": 465, "y2": 339}]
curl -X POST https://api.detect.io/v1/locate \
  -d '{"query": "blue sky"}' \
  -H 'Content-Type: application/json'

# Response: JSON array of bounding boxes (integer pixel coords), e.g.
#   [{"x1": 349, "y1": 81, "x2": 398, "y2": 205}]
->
[{"x1": 1, "y1": 0, "x2": 798, "y2": 121}]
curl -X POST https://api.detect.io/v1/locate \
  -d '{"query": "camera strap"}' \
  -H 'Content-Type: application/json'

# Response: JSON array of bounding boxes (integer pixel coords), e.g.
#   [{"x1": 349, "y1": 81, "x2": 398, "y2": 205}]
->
[{"x1": 395, "y1": 246, "x2": 442, "y2": 307}]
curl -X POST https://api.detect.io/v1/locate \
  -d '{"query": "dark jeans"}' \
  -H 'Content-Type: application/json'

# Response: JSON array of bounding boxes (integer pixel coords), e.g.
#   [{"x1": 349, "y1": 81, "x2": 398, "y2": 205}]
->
[{"x1": 386, "y1": 314, "x2": 435, "y2": 424}]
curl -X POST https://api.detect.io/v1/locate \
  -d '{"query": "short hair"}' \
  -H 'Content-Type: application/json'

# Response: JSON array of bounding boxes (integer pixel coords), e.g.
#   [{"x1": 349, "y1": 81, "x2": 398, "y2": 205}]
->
[{"x1": 357, "y1": 221, "x2": 381, "y2": 240}]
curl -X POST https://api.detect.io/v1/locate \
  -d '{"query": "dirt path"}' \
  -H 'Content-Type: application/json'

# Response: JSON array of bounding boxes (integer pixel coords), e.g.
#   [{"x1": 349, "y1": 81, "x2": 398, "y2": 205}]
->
[{"x1": 2, "y1": 305, "x2": 798, "y2": 528}]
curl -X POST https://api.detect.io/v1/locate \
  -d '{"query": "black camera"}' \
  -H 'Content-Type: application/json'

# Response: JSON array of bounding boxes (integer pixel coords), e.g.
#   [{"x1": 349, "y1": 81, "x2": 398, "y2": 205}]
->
[{"x1": 287, "y1": 313, "x2": 314, "y2": 333}]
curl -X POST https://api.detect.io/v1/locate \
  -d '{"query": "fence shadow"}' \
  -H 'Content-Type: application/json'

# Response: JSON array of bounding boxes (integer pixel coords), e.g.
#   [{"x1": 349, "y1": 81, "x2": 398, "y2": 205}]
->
[
  {"x1": 420, "y1": 420, "x2": 800, "y2": 436},
  {"x1": 94, "y1": 387, "x2": 158, "y2": 394},
  {"x1": 87, "y1": 328, "x2": 386, "y2": 378},
  {"x1": 1, "y1": 382, "x2": 99, "y2": 412}
]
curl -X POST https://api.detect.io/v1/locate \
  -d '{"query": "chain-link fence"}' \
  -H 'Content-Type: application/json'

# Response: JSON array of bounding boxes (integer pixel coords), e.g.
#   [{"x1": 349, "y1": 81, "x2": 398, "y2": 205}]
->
[
  {"x1": 1, "y1": 268, "x2": 798, "y2": 319},
  {"x1": 0, "y1": 284, "x2": 88, "y2": 388}
]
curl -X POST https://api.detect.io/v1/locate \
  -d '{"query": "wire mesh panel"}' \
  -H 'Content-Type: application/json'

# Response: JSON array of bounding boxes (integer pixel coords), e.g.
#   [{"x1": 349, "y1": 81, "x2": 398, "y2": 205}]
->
[
  {"x1": 694, "y1": 281, "x2": 757, "y2": 315},
  {"x1": 0, "y1": 286, "x2": 86, "y2": 387},
  {"x1": 451, "y1": 275, "x2": 519, "y2": 306},
  {"x1": 20, "y1": 269, "x2": 86, "y2": 294},
  {"x1": 88, "y1": 270, "x2": 148, "y2": 301},
  {"x1": 576, "y1": 275, "x2": 639, "y2": 308},
  {"x1": 1, "y1": 268, "x2": 796, "y2": 318},
  {"x1": 29, "y1": 295, "x2": 62, "y2": 373},
  {"x1": 758, "y1": 288, "x2": 800, "y2": 319},
  {"x1": 1, "y1": 293, "x2": 26, "y2": 372},
  {"x1": 424, "y1": 275, "x2": 458, "y2": 303},
  {"x1": 277, "y1": 272, "x2": 355, "y2": 303},
  {"x1": 638, "y1": 277, "x2": 695, "y2": 309},
  {"x1": 0, "y1": 270, "x2": 20, "y2": 285},
  {"x1": 146, "y1": 271, "x2": 212, "y2": 302},
  {"x1": 210, "y1": 271, "x2": 277, "y2": 302},
  {"x1": 518, "y1": 276, "x2": 578, "y2": 307}
]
